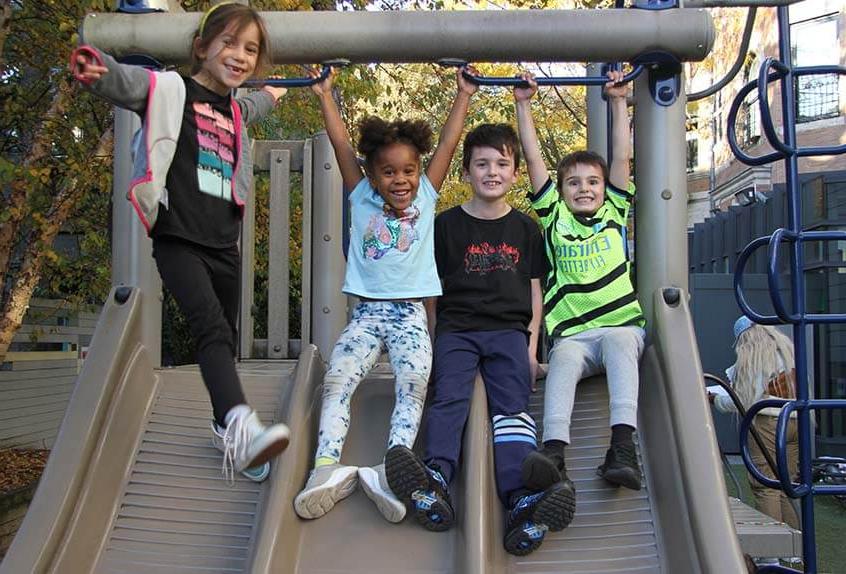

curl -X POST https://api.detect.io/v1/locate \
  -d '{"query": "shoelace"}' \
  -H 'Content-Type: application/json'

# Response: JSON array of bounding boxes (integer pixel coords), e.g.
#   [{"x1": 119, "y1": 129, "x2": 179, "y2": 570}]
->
[
  {"x1": 428, "y1": 467, "x2": 448, "y2": 492},
  {"x1": 220, "y1": 413, "x2": 251, "y2": 486},
  {"x1": 613, "y1": 443, "x2": 638, "y2": 467},
  {"x1": 511, "y1": 491, "x2": 543, "y2": 519}
]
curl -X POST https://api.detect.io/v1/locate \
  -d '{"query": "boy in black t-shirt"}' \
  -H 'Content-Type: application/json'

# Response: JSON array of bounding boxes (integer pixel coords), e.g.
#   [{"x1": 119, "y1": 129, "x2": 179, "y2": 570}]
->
[{"x1": 386, "y1": 124, "x2": 575, "y2": 556}]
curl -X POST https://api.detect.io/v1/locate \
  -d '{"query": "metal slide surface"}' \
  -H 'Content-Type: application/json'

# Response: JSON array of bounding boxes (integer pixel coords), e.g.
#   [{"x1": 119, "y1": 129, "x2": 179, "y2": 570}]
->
[
  {"x1": 3, "y1": 287, "x2": 749, "y2": 573},
  {"x1": 0, "y1": 288, "x2": 305, "y2": 574}
]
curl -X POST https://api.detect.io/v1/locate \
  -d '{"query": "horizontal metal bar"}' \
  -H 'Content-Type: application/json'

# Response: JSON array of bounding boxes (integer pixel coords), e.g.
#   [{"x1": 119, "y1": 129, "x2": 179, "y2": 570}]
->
[
  {"x1": 80, "y1": 9, "x2": 714, "y2": 65},
  {"x1": 242, "y1": 64, "x2": 331, "y2": 88},
  {"x1": 460, "y1": 64, "x2": 644, "y2": 87}
]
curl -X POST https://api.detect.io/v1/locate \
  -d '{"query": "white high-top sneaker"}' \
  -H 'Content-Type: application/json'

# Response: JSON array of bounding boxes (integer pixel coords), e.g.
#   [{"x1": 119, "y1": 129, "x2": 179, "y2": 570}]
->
[
  {"x1": 212, "y1": 422, "x2": 270, "y2": 482},
  {"x1": 218, "y1": 405, "x2": 290, "y2": 482}
]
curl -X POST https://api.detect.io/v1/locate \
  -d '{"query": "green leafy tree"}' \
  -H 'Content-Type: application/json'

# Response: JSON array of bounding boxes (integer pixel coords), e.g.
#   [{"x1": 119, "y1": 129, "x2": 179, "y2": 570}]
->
[
  {"x1": 1, "y1": 0, "x2": 606, "y2": 363},
  {"x1": 0, "y1": 0, "x2": 114, "y2": 361}
]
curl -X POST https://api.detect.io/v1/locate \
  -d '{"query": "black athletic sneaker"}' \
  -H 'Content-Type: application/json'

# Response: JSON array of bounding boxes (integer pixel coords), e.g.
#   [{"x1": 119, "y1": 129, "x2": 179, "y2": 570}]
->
[
  {"x1": 521, "y1": 448, "x2": 574, "y2": 492},
  {"x1": 597, "y1": 441, "x2": 642, "y2": 490},
  {"x1": 385, "y1": 445, "x2": 455, "y2": 531},
  {"x1": 503, "y1": 481, "x2": 576, "y2": 556}
]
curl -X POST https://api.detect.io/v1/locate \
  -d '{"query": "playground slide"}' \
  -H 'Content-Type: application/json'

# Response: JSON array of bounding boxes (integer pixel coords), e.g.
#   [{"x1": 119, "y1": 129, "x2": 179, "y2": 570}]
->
[{"x1": 2, "y1": 286, "x2": 746, "y2": 573}]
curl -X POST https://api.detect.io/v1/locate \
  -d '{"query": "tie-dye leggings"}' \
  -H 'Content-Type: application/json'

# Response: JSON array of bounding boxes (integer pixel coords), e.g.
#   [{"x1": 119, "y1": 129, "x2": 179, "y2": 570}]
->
[{"x1": 314, "y1": 301, "x2": 431, "y2": 464}]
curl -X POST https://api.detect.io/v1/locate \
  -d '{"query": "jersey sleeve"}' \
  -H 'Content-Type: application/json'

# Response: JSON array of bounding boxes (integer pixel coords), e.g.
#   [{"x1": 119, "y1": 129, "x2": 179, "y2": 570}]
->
[
  {"x1": 606, "y1": 181, "x2": 636, "y2": 219},
  {"x1": 528, "y1": 178, "x2": 559, "y2": 229}
]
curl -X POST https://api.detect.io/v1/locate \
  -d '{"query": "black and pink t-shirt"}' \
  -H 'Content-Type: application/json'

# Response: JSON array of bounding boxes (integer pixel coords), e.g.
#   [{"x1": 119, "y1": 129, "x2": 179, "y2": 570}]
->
[
  {"x1": 153, "y1": 78, "x2": 241, "y2": 248},
  {"x1": 434, "y1": 205, "x2": 547, "y2": 334}
]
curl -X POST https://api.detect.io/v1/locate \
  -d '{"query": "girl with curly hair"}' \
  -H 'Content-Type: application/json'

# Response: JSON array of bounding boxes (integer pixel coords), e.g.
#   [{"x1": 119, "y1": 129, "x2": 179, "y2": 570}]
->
[{"x1": 294, "y1": 66, "x2": 478, "y2": 523}]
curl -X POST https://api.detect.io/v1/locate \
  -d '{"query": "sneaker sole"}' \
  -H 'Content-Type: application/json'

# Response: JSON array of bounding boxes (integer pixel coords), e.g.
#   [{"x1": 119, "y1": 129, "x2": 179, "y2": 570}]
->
[
  {"x1": 411, "y1": 490, "x2": 454, "y2": 532},
  {"x1": 359, "y1": 467, "x2": 406, "y2": 523},
  {"x1": 243, "y1": 424, "x2": 291, "y2": 470},
  {"x1": 503, "y1": 522, "x2": 546, "y2": 556},
  {"x1": 521, "y1": 451, "x2": 563, "y2": 491},
  {"x1": 598, "y1": 466, "x2": 642, "y2": 491},
  {"x1": 533, "y1": 482, "x2": 576, "y2": 532},
  {"x1": 385, "y1": 446, "x2": 429, "y2": 502},
  {"x1": 242, "y1": 462, "x2": 271, "y2": 483},
  {"x1": 294, "y1": 466, "x2": 358, "y2": 520}
]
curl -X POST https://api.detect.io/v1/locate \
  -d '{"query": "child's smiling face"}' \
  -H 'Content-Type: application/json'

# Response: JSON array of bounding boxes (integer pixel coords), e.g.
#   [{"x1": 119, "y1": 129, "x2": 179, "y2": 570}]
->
[
  {"x1": 561, "y1": 162, "x2": 605, "y2": 216},
  {"x1": 194, "y1": 20, "x2": 261, "y2": 95},
  {"x1": 463, "y1": 145, "x2": 518, "y2": 202},
  {"x1": 368, "y1": 142, "x2": 421, "y2": 214}
]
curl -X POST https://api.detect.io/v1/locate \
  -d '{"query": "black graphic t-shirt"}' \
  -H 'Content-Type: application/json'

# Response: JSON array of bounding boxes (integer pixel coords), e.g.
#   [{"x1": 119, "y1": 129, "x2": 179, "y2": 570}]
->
[
  {"x1": 434, "y1": 205, "x2": 547, "y2": 334},
  {"x1": 152, "y1": 77, "x2": 241, "y2": 248}
]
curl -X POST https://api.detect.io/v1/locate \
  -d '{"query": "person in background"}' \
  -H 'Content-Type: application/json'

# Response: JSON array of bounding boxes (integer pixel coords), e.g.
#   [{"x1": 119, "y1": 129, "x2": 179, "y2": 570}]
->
[{"x1": 710, "y1": 316, "x2": 799, "y2": 529}]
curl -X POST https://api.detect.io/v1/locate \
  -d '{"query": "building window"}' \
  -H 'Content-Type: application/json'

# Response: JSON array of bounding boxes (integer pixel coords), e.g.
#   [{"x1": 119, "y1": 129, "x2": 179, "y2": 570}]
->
[
  {"x1": 791, "y1": 14, "x2": 840, "y2": 123},
  {"x1": 714, "y1": 91, "x2": 723, "y2": 140},
  {"x1": 738, "y1": 55, "x2": 760, "y2": 149},
  {"x1": 685, "y1": 102, "x2": 701, "y2": 173},
  {"x1": 687, "y1": 138, "x2": 699, "y2": 173}
]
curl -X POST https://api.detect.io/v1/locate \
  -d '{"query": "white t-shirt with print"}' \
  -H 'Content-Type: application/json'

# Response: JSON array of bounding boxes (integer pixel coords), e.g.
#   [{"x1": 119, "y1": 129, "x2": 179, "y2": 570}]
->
[{"x1": 342, "y1": 174, "x2": 441, "y2": 299}]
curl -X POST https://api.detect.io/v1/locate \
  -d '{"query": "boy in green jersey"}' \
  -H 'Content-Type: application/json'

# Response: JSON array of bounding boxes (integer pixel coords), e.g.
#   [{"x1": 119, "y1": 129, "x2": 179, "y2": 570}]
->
[{"x1": 514, "y1": 70, "x2": 646, "y2": 497}]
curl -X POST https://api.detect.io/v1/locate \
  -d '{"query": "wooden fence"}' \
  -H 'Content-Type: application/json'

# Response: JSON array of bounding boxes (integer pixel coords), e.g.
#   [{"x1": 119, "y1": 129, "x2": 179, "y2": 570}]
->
[{"x1": 0, "y1": 299, "x2": 100, "y2": 450}]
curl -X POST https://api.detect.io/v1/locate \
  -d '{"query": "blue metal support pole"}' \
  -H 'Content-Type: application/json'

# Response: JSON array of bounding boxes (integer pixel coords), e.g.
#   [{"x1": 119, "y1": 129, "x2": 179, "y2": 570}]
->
[{"x1": 773, "y1": 7, "x2": 816, "y2": 569}]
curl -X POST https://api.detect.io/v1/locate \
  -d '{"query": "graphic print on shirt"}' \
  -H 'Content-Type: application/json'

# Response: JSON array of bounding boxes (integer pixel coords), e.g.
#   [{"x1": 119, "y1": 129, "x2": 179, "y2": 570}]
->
[
  {"x1": 193, "y1": 102, "x2": 235, "y2": 201},
  {"x1": 554, "y1": 233, "x2": 614, "y2": 274},
  {"x1": 464, "y1": 242, "x2": 521, "y2": 275},
  {"x1": 362, "y1": 204, "x2": 421, "y2": 260}
]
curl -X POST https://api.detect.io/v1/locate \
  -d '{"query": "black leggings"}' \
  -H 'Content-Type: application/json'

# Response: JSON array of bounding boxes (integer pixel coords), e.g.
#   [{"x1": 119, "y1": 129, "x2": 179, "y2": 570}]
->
[{"x1": 153, "y1": 237, "x2": 246, "y2": 426}]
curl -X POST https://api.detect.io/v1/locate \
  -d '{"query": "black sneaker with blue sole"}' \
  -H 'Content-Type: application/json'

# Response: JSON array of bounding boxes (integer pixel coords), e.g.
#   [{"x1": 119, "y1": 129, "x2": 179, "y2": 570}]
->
[
  {"x1": 385, "y1": 445, "x2": 455, "y2": 532},
  {"x1": 503, "y1": 480, "x2": 577, "y2": 556}
]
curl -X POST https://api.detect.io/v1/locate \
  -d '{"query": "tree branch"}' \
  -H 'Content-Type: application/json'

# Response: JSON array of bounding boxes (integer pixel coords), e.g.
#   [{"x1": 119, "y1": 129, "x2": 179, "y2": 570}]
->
[
  {"x1": 0, "y1": 127, "x2": 113, "y2": 362},
  {"x1": 0, "y1": 75, "x2": 75, "y2": 299},
  {"x1": 0, "y1": 0, "x2": 12, "y2": 73}
]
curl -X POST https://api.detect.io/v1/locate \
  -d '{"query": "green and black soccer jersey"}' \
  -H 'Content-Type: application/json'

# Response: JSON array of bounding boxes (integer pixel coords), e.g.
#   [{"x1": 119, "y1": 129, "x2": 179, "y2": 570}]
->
[{"x1": 530, "y1": 178, "x2": 645, "y2": 338}]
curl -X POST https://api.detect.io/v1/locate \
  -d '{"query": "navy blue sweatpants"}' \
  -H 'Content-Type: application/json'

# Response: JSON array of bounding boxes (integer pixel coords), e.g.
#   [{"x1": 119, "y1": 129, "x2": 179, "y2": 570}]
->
[{"x1": 424, "y1": 329, "x2": 537, "y2": 505}]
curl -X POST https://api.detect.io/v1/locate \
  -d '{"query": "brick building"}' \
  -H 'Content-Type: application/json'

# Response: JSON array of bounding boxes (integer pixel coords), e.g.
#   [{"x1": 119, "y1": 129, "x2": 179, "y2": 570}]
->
[{"x1": 685, "y1": 0, "x2": 845, "y2": 455}]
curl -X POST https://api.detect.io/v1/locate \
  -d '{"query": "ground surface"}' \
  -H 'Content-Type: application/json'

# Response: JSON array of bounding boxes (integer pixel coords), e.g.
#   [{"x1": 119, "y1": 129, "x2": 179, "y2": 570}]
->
[
  {"x1": 726, "y1": 462, "x2": 846, "y2": 573},
  {"x1": 0, "y1": 449, "x2": 49, "y2": 494}
]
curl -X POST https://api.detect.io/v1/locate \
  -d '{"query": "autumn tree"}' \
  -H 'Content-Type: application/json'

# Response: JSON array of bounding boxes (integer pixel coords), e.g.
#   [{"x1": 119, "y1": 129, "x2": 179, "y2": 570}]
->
[
  {"x1": 0, "y1": 0, "x2": 115, "y2": 361},
  {"x1": 1, "y1": 0, "x2": 604, "y2": 363}
]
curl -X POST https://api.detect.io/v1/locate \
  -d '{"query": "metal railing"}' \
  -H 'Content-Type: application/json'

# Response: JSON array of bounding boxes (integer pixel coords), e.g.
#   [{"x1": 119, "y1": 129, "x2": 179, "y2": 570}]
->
[{"x1": 728, "y1": 6, "x2": 846, "y2": 572}]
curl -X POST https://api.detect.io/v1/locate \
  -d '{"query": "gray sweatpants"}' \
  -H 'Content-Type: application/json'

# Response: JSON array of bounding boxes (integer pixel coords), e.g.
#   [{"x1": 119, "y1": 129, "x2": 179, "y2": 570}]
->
[{"x1": 544, "y1": 326, "x2": 646, "y2": 444}]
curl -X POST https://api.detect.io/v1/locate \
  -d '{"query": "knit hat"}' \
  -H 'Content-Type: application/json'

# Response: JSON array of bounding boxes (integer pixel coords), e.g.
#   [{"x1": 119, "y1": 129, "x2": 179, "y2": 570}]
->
[{"x1": 733, "y1": 315, "x2": 754, "y2": 347}]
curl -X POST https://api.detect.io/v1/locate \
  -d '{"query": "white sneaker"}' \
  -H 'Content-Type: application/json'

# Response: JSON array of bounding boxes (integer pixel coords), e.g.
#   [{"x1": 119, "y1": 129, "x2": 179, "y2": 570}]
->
[
  {"x1": 217, "y1": 405, "x2": 290, "y2": 483},
  {"x1": 294, "y1": 464, "x2": 359, "y2": 519},
  {"x1": 211, "y1": 423, "x2": 270, "y2": 482},
  {"x1": 359, "y1": 464, "x2": 406, "y2": 523}
]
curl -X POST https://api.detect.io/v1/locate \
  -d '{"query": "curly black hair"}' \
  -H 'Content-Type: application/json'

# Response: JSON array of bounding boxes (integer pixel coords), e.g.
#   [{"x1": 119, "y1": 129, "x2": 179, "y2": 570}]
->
[{"x1": 357, "y1": 116, "x2": 433, "y2": 169}]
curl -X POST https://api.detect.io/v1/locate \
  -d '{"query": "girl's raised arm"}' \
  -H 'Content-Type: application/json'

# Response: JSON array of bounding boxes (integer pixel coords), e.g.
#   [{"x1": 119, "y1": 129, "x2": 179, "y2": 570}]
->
[
  {"x1": 425, "y1": 67, "x2": 478, "y2": 191},
  {"x1": 70, "y1": 46, "x2": 150, "y2": 114},
  {"x1": 310, "y1": 68, "x2": 364, "y2": 191}
]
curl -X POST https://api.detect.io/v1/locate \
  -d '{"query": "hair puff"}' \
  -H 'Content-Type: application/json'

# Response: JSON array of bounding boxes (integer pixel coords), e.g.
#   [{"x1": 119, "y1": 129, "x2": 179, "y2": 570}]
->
[{"x1": 357, "y1": 116, "x2": 433, "y2": 166}]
